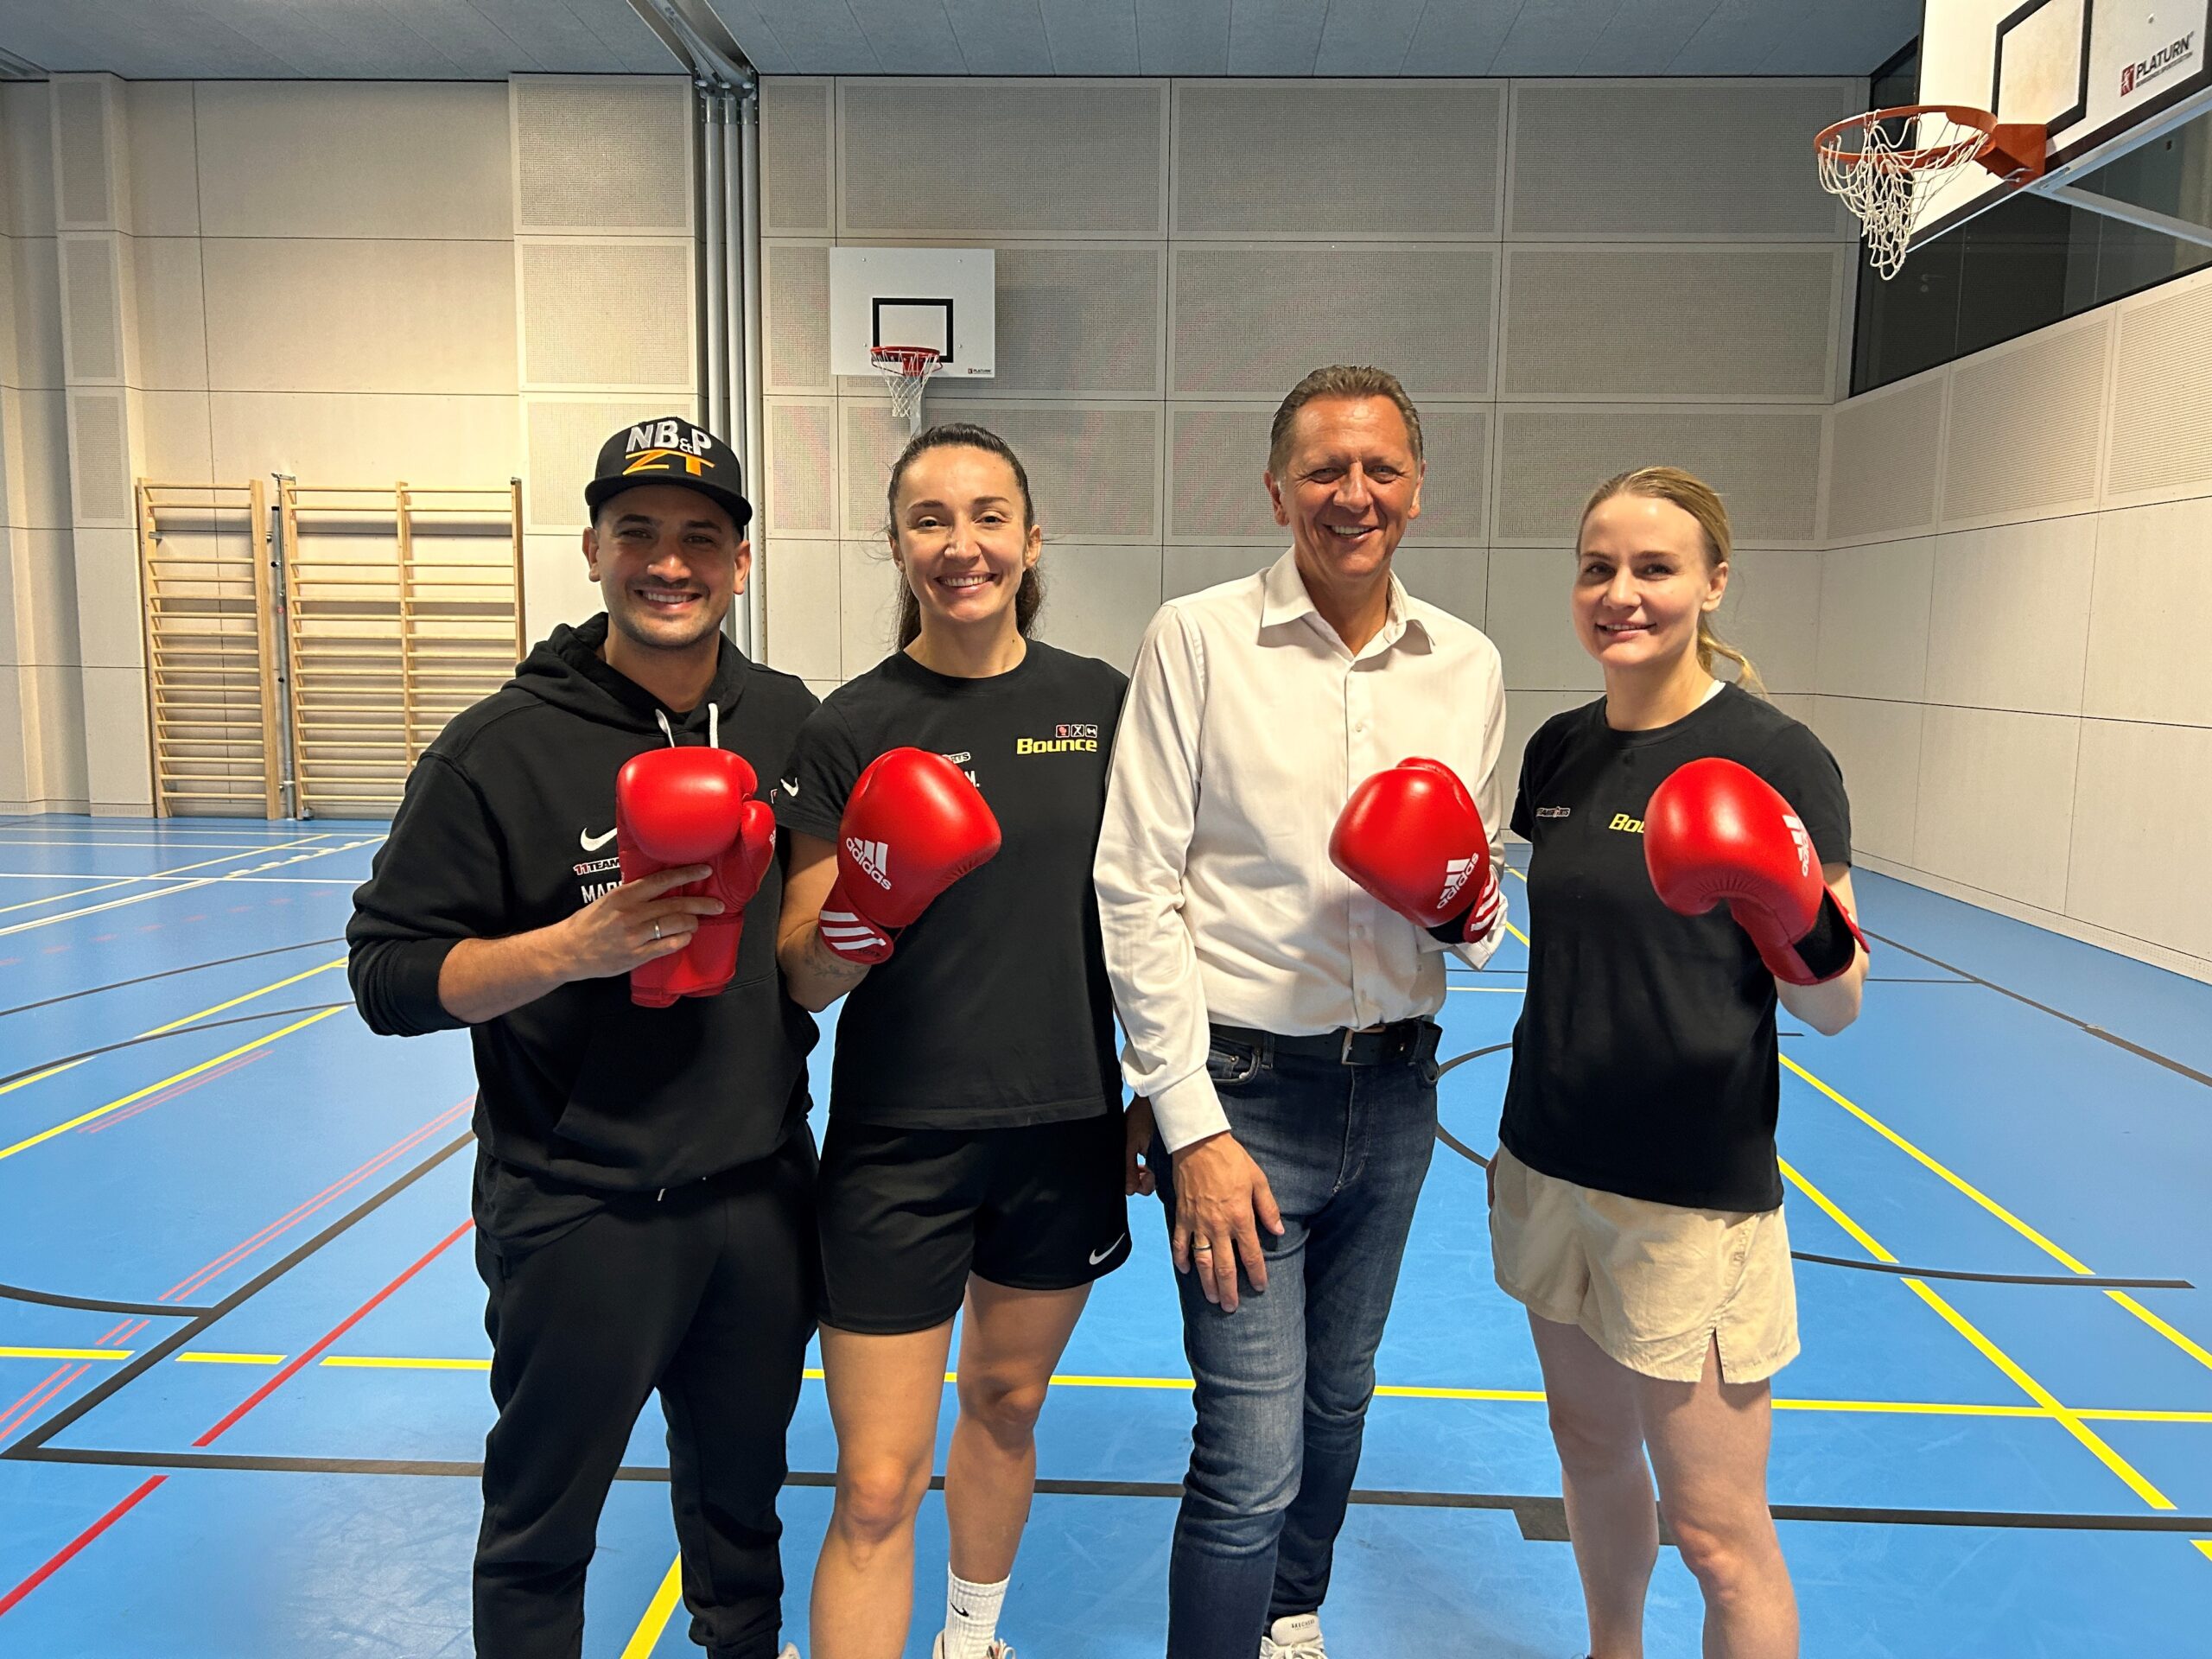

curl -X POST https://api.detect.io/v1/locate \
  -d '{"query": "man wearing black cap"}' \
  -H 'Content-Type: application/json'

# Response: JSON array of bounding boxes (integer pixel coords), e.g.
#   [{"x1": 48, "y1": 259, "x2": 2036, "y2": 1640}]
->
[{"x1": 348, "y1": 417, "x2": 819, "y2": 1659}]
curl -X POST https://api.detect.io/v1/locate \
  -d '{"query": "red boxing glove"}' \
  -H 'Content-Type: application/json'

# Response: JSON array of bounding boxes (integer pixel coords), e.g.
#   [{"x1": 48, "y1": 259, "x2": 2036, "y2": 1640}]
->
[
  {"x1": 1643, "y1": 757, "x2": 1866, "y2": 987},
  {"x1": 615, "y1": 747, "x2": 777, "y2": 1007},
  {"x1": 1329, "y1": 757, "x2": 1502, "y2": 944},
  {"x1": 817, "y1": 747, "x2": 1001, "y2": 966}
]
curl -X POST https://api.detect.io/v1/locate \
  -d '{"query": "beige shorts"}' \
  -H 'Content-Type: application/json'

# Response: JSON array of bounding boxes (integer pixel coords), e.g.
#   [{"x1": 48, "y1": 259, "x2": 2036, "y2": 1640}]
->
[{"x1": 1489, "y1": 1146, "x2": 1799, "y2": 1384}]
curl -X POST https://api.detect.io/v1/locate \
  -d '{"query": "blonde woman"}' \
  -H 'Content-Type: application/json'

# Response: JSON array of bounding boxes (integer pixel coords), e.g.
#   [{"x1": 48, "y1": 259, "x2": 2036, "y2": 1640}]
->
[{"x1": 1491, "y1": 467, "x2": 1867, "y2": 1659}]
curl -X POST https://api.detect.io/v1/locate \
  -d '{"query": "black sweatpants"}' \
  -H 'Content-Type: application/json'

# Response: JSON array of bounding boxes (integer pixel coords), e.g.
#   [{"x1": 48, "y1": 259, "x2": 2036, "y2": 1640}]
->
[{"x1": 472, "y1": 1133, "x2": 818, "y2": 1659}]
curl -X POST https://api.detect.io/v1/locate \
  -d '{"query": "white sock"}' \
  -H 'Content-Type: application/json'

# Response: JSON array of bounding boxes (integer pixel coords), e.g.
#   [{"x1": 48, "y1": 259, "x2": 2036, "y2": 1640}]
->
[{"x1": 944, "y1": 1567, "x2": 1009, "y2": 1659}]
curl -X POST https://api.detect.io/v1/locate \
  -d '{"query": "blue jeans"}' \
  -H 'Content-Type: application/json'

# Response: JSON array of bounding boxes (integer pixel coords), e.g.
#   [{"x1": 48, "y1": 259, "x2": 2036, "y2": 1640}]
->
[{"x1": 1151, "y1": 1024, "x2": 1440, "y2": 1658}]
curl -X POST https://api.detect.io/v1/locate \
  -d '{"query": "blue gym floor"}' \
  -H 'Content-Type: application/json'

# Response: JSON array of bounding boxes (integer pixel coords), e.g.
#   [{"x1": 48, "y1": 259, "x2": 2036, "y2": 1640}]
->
[{"x1": 0, "y1": 816, "x2": 2206, "y2": 1656}]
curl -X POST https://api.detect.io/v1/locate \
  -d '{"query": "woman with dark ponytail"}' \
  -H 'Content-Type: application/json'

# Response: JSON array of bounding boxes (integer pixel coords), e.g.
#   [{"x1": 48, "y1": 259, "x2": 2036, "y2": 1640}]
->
[{"x1": 772, "y1": 423, "x2": 1134, "y2": 1659}]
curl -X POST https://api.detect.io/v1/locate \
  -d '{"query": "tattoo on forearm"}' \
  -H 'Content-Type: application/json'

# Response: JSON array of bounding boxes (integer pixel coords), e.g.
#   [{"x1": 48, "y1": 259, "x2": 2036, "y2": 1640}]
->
[{"x1": 804, "y1": 928, "x2": 871, "y2": 986}]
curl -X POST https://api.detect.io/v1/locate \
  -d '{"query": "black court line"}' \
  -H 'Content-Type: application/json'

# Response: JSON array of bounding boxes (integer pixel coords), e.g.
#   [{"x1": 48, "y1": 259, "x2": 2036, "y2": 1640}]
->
[
  {"x1": 0, "y1": 939, "x2": 346, "y2": 1020},
  {"x1": 1862, "y1": 927, "x2": 2212, "y2": 1090},
  {"x1": 0, "y1": 1004, "x2": 354, "y2": 1092},
  {"x1": 1, "y1": 1127, "x2": 475, "y2": 1459},
  {"x1": 1429, "y1": 1109, "x2": 2190, "y2": 1291},
  {"x1": 18, "y1": 1446, "x2": 2212, "y2": 1541},
  {"x1": 0, "y1": 1284, "x2": 213, "y2": 1318}
]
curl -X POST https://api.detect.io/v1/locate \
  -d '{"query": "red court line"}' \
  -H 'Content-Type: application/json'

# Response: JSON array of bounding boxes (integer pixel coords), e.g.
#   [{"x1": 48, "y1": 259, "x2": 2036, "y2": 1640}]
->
[
  {"x1": 0, "y1": 1475, "x2": 166, "y2": 1618},
  {"x1": 0, "y1": 1365, "x2": 82, "y2": 1442},
  {"x1": 193, "y1": 1217, "x2": 473, "y2": 1447},
  {"x1": 81, "y1": 1049, "x2": 268, "y2": 1135},
  {"x1": 160, "y1": 1096, "x2": 474, "y2": 1303}
]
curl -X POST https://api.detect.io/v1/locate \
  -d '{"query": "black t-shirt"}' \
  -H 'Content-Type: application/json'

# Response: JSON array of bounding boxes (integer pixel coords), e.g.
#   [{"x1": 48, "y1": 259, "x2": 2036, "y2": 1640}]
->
[
  {"x1": 1500, "y1": 685, "x2": 1852, "y2": 1212},
  {"x1": 774, "y1": 640, "x2": 1128, "y2": 1129}
]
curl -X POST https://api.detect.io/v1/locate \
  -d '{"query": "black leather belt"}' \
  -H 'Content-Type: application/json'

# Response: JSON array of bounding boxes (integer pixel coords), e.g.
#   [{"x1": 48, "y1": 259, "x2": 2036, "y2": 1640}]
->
[{"x1": 1211, "y1": 1017, "x2": 1438, "y2": 1067}]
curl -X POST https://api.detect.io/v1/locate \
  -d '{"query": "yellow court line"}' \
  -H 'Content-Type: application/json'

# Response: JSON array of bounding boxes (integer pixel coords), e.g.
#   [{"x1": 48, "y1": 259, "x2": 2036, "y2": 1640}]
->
[
  {"x1": 0, "y1": 1345, "x2": 133, "y2": 1362},
  {"x1": 1778, "y1": 1155, "x2": 2175, "y2": 1512},
  {"x1": 1782, "y1": 1052, "x2": 2212, "y2": 1377},
  {"x1": 0, "y1": 1007, "x2": 344, "y2": 1160},
  {"x1": 2196, "y1": 1541, "x2": 2212, "y2": 1564},
  {"x1": 0, "y1": 957, "x2": 346, "y2": 1104},
  {"x1": 1503, "y1": 919, "x2": 1530, "y2": 948},
  {"x1": 175, "y1": 1352, "x2": 287, "y2": 1365},
  {"x1": 321, "y1": 1355, "x2": 490, "y2": 1372},
  {"x1": 620, "y1": 1554, "x2": 685, "y2": 1659}
]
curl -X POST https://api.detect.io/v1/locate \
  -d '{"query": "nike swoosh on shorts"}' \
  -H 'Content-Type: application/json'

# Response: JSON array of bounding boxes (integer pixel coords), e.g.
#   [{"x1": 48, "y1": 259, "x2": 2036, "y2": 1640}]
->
[
  {"x1": 579, "y1": 826, "x2": 618, "y2": 852},
  {"x1": 1089, "y1": 1236, "x2": 1126, "y2": 1265}
]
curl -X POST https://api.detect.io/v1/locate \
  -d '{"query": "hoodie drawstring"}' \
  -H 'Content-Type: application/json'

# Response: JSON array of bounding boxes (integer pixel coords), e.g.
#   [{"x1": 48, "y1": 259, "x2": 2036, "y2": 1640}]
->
[{"x1": 652, "y1": 707, "x2": 719, "y2": 748}]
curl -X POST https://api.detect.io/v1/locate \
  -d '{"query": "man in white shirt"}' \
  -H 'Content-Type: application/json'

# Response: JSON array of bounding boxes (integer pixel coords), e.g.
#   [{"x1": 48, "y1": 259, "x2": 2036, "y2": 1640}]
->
[{"x1": 1096, "y1": 364, "x2": 1508, "y2": 1659}]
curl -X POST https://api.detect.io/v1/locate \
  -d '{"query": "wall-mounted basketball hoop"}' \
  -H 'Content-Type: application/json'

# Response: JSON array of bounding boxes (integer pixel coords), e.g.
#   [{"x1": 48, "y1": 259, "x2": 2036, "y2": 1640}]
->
[
  {"x1": 869, "y1": 345, "x2": 943, "y2": 437},
  {"x1": 1816, "y1": 104, "x2": 2047, "y2": 278}
]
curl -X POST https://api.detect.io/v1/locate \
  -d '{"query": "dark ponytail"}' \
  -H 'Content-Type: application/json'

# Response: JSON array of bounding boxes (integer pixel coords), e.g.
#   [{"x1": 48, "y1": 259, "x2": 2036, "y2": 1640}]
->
[{"x1": 886, "y1": 423, "x2": 1044, "y2": 650}]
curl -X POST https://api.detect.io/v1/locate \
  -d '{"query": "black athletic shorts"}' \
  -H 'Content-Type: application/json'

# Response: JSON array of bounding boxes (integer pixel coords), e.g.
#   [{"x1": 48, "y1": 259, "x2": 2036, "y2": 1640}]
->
[{"x1": 817, "y1": 1109, "x2": 1134, "y2": 1335}]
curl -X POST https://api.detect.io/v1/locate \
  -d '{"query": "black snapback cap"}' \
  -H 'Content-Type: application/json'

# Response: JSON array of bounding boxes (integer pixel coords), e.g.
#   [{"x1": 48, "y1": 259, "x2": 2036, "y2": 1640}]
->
[{"x1": 583, "y1": 416, "x2": 753, "y2": 532}]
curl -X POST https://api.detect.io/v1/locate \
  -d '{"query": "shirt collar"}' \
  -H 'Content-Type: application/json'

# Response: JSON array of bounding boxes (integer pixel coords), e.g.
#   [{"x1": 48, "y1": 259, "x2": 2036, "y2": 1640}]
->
[{"x1": 1259, "y1": 548, "x2": 1432, "y2": 657}]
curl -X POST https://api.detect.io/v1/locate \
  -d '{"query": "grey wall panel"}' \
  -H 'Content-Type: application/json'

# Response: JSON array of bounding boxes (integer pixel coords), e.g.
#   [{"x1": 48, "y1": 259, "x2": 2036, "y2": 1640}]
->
[
  {"x1": 52, "y1": 79, "x2": 113, "y2": 230},
  {"x1": 1493, "y1": 405, "x2": 1824, "y2": 545},
  {"x1": 522, "y1": 397, "x2": 677, "y2": 532},
  {"x1": 764, "y1": 240, "x2": 831, "y2": 394},
  {"x1": 1163, "y1": 544, "x2": 1275, "y2": 600},
  {"x1": 760, "y1": 78, "x2": 834, "y2": 237},
  {"x1": 1032, "y1": 544, "x2": 1164, "y2": 671},
  {"x1": 1414, "y1": 406, "x2": 1490, "y2": 542},
  {"x1": 840, "y1": 79, "x2": 1166, "y2": 237},
  {"x1": 1942, "y1": 315, "x2": 2107, "y2": 527},
  {"x1": 1172, "y1": 81, "x2": 1503, "y2": 238},
  {"x1": 2104, "y1": 271, "x2": 2212, "y2": 504},
  {"x1": 841, "y1": 401, "x2": 906, "y2": 539},
  {"x1": 1171, "y1": 245, "x2": 1495, "y2": 399},
  {"x1": 1166, "y1": 405, "x2": 1275, "y2": 541},
  {"x1": 1508, "y1": 79, "x2": 1854, "y2": 239},
  {"x1": 512, "y1": 78, "x2": 692, "y2": 235},
  {"x1": 1392, "y1": 545, "x2": 1488, "y2": 631},
  {"x1": 1500, "y1": 246, "x2": 1841, "y2": 399},
  {"x1": 849, "y1": 399, "x2": 1162, "y2": 543},
  {"x1": 766, "y1": 397, "x2": 840, "y2": 538},
  {"x1": 518, "y1": 240, "x2": 693, "y2": 391},
  {"x1": 67, "y1": 387, "x2": 128, "y2": 524},
  {"x1": 57, "y1": 235, "x2": 119, "y2": 384},
  {"x1": 1824, "y1": 371, "x2": 1944, "y2": 543},
  {"x1": 931, "y1": 245, "x2": 1164, "y2": 397}
]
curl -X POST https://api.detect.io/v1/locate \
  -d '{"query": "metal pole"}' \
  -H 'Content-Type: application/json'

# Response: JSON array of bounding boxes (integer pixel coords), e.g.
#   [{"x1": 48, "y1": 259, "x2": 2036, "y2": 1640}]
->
[
  {"x1": 2043, "y1": 183, "x2": 2212, "y2": 251},
  {"x1": 734, "y1": 82, "x2": 762, "y2": 658},
  {"x1": 700, "y1": 79, "x2": 726, "y2": 437}
]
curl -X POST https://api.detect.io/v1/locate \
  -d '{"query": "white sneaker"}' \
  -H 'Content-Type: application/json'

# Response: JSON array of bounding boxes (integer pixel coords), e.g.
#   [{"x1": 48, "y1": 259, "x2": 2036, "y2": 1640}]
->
[
  {"x1": 778, "y1": 1649, "x2": 799, "y2": 1659},
  {"x1": 1259, "y1": 1613, "x2": 1325, "y2": 1659},
  {"x1": 932, "y1": 1634, "x2": 1016, "y2": 1659}
]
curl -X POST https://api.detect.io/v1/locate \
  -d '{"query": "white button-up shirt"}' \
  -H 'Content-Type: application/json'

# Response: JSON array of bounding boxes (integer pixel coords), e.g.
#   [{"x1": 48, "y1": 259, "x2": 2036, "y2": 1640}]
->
[{"x1": 1095, "y1": 549, "x2": 1510, "y2": 1153}]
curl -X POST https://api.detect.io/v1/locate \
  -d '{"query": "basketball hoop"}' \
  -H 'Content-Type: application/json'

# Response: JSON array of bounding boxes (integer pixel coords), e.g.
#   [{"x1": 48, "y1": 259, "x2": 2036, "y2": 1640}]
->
[
  {"x1": 1816, "y1": 105, "x2": 2046, "y2": 279},
  {"x1": 870, "y1": 345, "x2": 942, "y2": 436}
]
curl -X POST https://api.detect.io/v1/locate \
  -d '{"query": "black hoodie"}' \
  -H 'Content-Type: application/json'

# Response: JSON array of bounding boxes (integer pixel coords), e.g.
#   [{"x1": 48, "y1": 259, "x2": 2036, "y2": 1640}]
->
[{"x1": 347, "y1": 614, "x2": 820, "y2": 1198}]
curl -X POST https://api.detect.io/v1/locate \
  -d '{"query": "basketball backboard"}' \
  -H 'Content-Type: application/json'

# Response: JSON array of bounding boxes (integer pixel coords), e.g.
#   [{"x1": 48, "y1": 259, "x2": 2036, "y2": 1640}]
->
[
  {"x1": 827, "y1": 246, "x2": 995, "y2": 378},
  {"x1": 1912, "y1": 0, "x2": 2212, "y2": 242}
]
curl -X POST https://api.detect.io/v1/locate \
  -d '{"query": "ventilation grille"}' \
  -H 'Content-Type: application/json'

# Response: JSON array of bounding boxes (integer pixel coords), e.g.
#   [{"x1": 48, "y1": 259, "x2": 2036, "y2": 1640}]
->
[
  {"x1": 1943, "y1": 318, "x2": 2107, "y2": 524},
  {"x1": 1825, "y1": 374, "x2": 1944, "y2": 542},
  {"x1": 518, "y1": 241, "x2": 692, "y2": 391},
  {"x1": 1502, "y1": 247, "x2": 1838, "y2": 399},
  {"x1": 1172, "y1": 246, "x2": 1495, "y2": 399},
  {"x1": 1173, "y1": 83, "x2": 1503, "y2": 237},
  {"x1": 69, "y1": 388, "x2": 130, "y2": 524},
  {"x1": 760, "y1": 78, "x2": 833, "y2": 236},
  {"x1": 1493, "y1": 406, "x2": 1824, "y2": 545},
  {"x1": 513, "y1": 77, "x2": 691, "y2": 234},
  {"x1": 841, "y1": 81, "x2": 1166, "y2": 236},
  {"x1": 54, "y1": 79, "x2": 112, "y2": 228},
  {"x1": 1509, "y1": 81, "x2": 1851, "y2": 238},
  {"x1": 2106, "y1": 276, "x2": 2212, "y2": 501},
  {"x1": 59, "y1": 236, "x2": 121, "y2": 382}
]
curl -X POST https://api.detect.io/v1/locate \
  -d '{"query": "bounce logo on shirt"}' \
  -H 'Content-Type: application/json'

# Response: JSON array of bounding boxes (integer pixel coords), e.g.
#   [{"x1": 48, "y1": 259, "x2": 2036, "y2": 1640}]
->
[{"x1": 1016, "y1": 721, "x2": 1099, "y2": 756}]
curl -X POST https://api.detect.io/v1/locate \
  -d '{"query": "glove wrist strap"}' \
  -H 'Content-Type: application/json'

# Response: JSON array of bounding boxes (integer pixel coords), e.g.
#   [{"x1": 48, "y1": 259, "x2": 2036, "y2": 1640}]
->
[{"x1": 1789, "y1": 887, "x2": 1866, "y2": 984}]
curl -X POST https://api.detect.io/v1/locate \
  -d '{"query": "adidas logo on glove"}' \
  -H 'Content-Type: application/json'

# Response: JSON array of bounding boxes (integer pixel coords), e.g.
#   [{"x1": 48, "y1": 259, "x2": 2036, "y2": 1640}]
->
[
  {"x1": 845, "y1": 835, "x2": 893, "y2": 890},
  {"x1": 1437, "y1": 855, "x2": 1477, "y2": 910}
]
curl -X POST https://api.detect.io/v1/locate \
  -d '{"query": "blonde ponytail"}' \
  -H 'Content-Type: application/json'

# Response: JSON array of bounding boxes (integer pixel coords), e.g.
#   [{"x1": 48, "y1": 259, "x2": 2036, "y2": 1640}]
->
[{"x1": 1580, "y1": 465, "x2": 1764, "y2": 699}]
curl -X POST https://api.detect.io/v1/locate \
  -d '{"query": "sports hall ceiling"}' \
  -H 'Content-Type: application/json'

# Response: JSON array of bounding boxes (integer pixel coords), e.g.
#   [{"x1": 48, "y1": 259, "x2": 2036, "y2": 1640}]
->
[{"x1": 0, "y1": 0, "x2": 1920, "y2": 80}]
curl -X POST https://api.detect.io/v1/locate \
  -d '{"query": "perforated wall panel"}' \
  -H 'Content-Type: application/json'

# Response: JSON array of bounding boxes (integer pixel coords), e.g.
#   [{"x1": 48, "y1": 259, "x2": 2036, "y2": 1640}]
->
[
  {"x1": 68, "y1": 388, "x2": 129, "y2": 524},
  {"x1": 1492, "y1": 406, "x2": 1824, "y2": 545},
  {"x1": 840, "y1": 80, "x2": 1166, "y2": 237},
  {"x1": 523, "y1": 397, "x2": 677, "y2": 531},
  {"x1": 512, "y1": 78, "x2": 692, "y2": 235},
  {"x1": 931, "y1": 246, "x2": 1163, "y2": 397},
  {"x1": 1172, "y1": 246, "x2": 1494, "y2": 399},
  {"x1": 53, "y1": 79, "x2": 113, "y2": 229},
  {"x1": 58, "y1": 236, "x2": 120, "y2": 383},
  {"x1": 2105, "y1": 274, "x2": 2212, "y2": 502},
  {"x1": 766, "y1": 398, "x2": 838, "y2": 537},
  {"x1": 765, "y1": 241, "x2": 831, "y2": 393},
  {"x1": 843, "y1": 400, "x2": 1160, "y2": 543},
  {"x1": 1508, "y1": 81, "x2": 1853, "y2": 239},
  {"x1": 1501, "y1": 247, "x2": 1840, "y2": 399},
  {"x1": 1415, "y1": 408, "x2": 1491, "y2": 542},
  {"x1": 1173, "y1": 82, "x2": 1503, "y2": 238},
  {"x1": 1166, "y1": 407, "x2": 1276, "y2": 541},
  {"x1": 1824, "y1": 373, "x2": 1944, "y2": 543},
  {"x1": 518, "y1": 240, "x2": 693, "y2": 391},
  {"x1": 760, "y1": 79, "x2": 833, "y2": 237},
  {"x1": 1942, "y1": 316, "x2": 2107, "y2": 526}
]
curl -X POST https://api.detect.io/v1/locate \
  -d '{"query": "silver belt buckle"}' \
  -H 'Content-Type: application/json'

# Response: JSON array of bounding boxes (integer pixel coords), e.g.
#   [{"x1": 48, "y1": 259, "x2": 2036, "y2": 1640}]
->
[{"x1": 1340, "y1": 1027, "x2": 1357, "y2": 1065}]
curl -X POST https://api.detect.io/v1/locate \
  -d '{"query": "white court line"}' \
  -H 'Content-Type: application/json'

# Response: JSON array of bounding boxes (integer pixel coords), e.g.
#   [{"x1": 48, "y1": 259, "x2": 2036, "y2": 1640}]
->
[
  {"x1": 0, "y1": 872, "x2": 362, "y2": 886},
  {"x1": 0, "y1": 837, "x2": 381, "y2": 938},
  {"x1": 0, "y1": 841, "x2": 327, "y2": 918},
  {"x1": 0, "y1": 838, "x2": 342, "y2": 852}
]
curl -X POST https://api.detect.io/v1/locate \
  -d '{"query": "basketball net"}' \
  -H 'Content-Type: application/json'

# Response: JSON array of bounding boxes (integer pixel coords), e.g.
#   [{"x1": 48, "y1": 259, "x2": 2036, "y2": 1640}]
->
[
  {"x1": 1816, "y1": 105, "x2": 1999, "y2": 280},
  {"x1": 871, "y1": 345, "x2": 941, "y2": 437}
]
